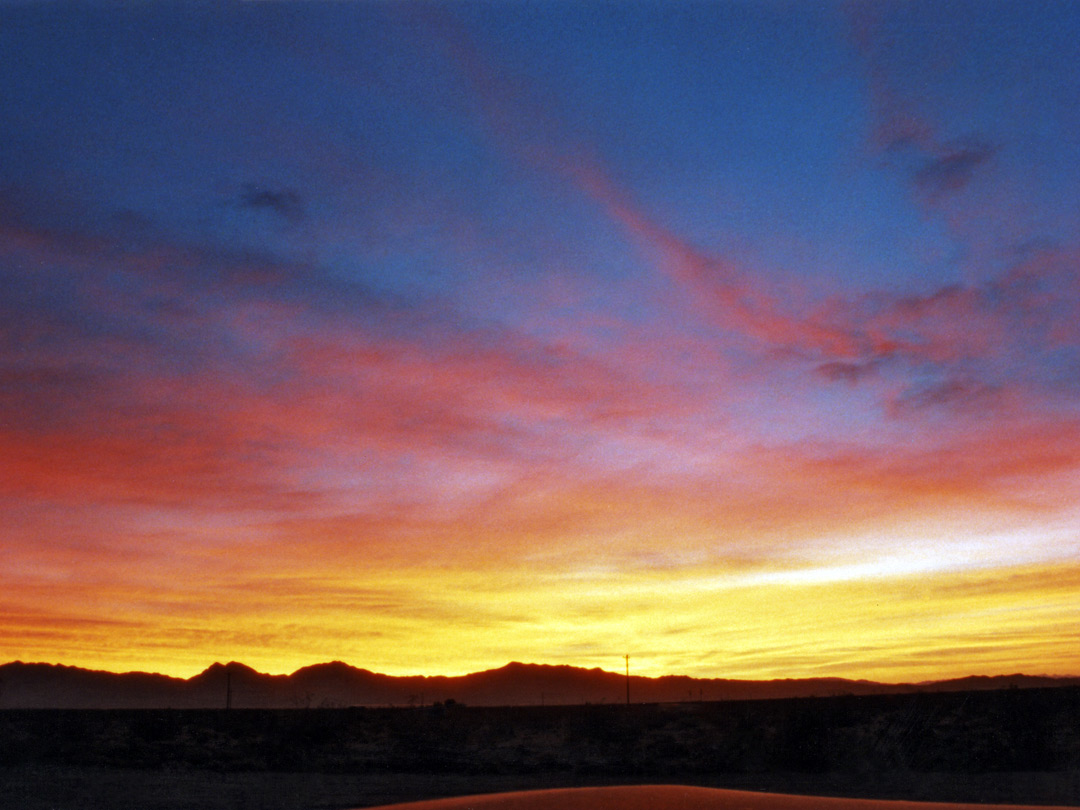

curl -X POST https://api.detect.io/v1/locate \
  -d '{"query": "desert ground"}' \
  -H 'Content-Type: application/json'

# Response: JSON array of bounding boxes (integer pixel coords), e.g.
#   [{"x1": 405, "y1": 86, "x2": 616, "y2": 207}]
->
[
  {"x1": 360, "y1": 785, "x2": 1079, "y2": 810},
  {"x1": 2, "y1": 687, "x2": 1078, "y2": 809}
]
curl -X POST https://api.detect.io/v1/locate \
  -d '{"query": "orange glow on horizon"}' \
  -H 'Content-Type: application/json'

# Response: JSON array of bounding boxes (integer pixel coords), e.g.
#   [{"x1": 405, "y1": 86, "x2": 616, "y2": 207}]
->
[{"x1": 5, "y1": 534, "x2": 1079, "y2": 682}]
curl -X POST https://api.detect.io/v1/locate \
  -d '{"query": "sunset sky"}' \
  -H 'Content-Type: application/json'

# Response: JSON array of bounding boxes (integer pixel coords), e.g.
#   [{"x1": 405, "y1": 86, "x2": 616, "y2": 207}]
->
[{"x1": 2, "y1": 1, "x2": 1080, "y2": 682}]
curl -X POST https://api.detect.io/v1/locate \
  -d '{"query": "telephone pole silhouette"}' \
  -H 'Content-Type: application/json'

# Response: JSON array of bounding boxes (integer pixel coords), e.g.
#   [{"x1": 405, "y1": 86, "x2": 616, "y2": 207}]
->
[{"x1": 625, "y1": 654, "x2": 630, "y2": 705}]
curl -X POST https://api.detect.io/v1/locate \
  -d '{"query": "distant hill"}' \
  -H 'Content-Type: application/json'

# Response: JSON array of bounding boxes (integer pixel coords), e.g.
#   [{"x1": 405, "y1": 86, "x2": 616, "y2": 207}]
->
[{"x1": 1, "y1": 659, "x2": 1078, "y2": 709}]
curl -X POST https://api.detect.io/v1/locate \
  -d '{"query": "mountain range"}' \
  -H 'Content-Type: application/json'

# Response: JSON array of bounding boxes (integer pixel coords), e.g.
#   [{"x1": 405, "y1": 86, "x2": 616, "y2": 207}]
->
[{"x1": 2, "y1": 661, "x2": 1079, "y2": 709}]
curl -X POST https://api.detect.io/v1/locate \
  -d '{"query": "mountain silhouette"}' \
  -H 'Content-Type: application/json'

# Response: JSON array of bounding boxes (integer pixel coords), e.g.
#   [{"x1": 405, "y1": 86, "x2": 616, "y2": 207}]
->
[{"x1": 1, "y1": 660, "x2": 1077, "y2": 709}]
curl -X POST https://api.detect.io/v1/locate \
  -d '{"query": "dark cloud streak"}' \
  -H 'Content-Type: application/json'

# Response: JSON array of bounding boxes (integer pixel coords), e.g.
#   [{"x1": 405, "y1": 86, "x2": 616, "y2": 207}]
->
[
  {"x1": 237, "y1": 184, "x2": 306, "y2": 223},
  {"x1": 914, "y1": 141, "x2": 995, "y2": 200}
]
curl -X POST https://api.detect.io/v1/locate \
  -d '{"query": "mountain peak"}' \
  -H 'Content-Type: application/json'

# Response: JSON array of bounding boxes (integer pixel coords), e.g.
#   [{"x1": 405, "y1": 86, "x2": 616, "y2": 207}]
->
[
  {"x1": 195, "y1": 661, "x2": 260, "y2": 679},
  {"x1": 293, "y1": 660, "x2": 370, "y2": 678}
]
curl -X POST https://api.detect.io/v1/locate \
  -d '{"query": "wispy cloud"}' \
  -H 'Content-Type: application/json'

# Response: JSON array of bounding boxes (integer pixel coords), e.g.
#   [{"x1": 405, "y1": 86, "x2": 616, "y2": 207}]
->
[
  {"x1": 914, "y1": 140, "x2": 995, "y2": 200},
  {"x1": 236, "y1": 183, "x2": 306, "y2": 223}
]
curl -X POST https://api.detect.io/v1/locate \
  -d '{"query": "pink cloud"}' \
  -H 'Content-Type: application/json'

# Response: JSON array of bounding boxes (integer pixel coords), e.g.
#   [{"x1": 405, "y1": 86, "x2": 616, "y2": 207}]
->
[
  {"x1": 1, "y1": 209, "x2": 707, "y2": 519},
  {"x1": 405, "y1": 10, "x2": 1077, "y2": 393}
]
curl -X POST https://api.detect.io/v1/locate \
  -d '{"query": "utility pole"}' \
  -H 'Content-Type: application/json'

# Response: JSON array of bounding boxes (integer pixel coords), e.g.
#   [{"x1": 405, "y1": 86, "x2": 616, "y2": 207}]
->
[
  {"x1": 625, "y1": 654, "x2": 630, "y2": 706},
  {"x1": 226, "y1": 671, "x2": 232, "y2": 711}
]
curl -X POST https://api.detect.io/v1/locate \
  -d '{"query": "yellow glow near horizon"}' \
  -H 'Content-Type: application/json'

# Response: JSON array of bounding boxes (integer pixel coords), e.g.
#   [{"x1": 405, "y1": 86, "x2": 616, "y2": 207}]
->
[
  {"x1": 5, "y1": 554, "x2": 1078, "y2": 682},
  {"x1": 4, "y1": 418, "x2": 1079, "y2": 682}
]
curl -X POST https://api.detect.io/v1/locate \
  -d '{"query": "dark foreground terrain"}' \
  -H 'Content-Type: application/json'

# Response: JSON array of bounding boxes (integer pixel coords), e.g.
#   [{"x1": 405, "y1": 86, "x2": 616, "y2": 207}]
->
[{"x1": 2, "y1": 686, "x2": 1079, "y2": 809}]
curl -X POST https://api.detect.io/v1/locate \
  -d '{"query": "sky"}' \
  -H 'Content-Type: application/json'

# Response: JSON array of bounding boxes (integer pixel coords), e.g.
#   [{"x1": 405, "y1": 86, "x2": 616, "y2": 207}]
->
[{"x1": 2, "y1": 0, "x2": 1079, "y2": 682}]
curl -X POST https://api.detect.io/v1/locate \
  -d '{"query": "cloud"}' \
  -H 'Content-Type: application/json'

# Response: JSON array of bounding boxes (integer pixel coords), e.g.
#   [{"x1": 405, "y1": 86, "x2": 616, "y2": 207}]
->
[
  {"x1": 389, "y1": 5, "x2": 1080, "y2": 542},
  {"x1": 889, "y1": 378, "x2": 1003, "y2": 414},
  {"x1": 403, "y1": 9, "x2": 1078, "y2": 395},
  {"x1": 1, "y1": 201, "x2": 709, "y2": 522},
  {"x1": 24, "y1": 198, "x2": 1056, "y2": 585},
  {"x1": 236, "y1": 183, "x2": 306, "y2": 223},
  {"x1": 914, "y1": 141, "x2": 995, "y2": 200},
  {"x1": 787, "y1": 404, "x2": 1080, "y2": 511},
  {"x1": 814, "y1": 360, "x2": 879, "y2": 383},
  {"x1": 575, "y1": 159, "x2": 1080, "y2": 395},
  {"x1": 845, "y1": 3, "x2": 1002, "y2": 227}
]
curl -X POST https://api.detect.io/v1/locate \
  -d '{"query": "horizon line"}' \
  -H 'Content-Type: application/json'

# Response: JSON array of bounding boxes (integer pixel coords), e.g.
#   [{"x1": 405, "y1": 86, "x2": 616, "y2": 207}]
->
[{"x1": 4, "y1": 658, "x2": 1078, "y2": 685}]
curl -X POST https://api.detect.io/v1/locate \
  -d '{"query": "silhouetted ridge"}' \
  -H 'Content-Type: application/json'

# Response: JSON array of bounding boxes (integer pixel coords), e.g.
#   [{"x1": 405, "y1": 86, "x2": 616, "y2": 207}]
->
[{"x1": 2, "y1": 660, "x2": 1078, "y2": 709}]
